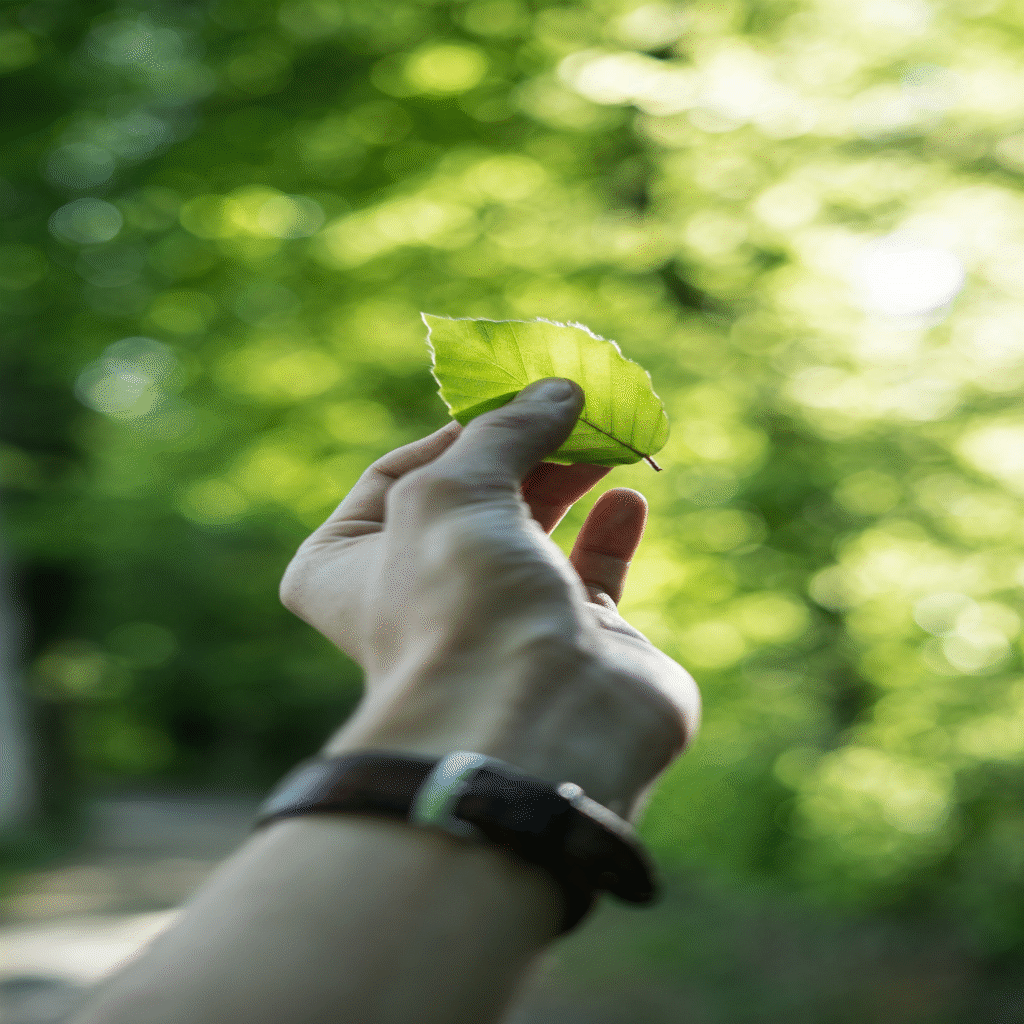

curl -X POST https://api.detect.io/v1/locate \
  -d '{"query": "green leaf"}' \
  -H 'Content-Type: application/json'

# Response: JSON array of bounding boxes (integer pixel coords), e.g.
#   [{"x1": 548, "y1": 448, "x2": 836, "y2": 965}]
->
[{"x1": 423, "y1": 314, "x2": 670, "y2": 470}]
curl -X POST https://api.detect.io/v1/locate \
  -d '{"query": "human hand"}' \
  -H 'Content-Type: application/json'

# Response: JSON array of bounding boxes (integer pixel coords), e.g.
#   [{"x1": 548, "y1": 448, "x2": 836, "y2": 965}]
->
[{"x1": 280, "y1": 378, "x2": 700, "y2": 818}]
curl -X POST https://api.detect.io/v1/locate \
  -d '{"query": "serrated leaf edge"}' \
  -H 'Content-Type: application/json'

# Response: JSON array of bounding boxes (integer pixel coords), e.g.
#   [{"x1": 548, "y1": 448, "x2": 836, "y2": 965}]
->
[{"x1": 421, "y1": 312, "x2": 666, "y2": 469}]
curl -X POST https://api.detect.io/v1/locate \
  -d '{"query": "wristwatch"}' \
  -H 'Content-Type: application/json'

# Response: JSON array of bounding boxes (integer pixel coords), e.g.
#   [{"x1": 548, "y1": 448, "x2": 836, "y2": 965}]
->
[{"x1": 253, "y1": 750, "x2": 661, "y2": 935}]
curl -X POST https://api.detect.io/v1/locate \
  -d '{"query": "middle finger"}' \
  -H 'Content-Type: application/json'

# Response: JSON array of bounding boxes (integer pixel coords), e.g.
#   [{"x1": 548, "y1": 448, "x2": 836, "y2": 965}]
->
[{"x1": 520, "y1": 461, "x2": 611, "y2": 533}]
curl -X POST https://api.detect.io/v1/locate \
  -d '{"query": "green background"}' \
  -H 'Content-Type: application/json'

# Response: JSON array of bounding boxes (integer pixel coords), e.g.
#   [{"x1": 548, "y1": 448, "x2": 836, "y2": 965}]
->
[{"x1": 2, "y1": 0, "x2": 1024, "y2": 1015}]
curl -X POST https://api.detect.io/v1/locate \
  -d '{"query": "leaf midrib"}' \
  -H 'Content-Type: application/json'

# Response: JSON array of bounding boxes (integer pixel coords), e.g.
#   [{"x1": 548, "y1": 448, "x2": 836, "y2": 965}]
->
[{"x1": 578, "y1": 415, "x2": 662, "y2": 471}]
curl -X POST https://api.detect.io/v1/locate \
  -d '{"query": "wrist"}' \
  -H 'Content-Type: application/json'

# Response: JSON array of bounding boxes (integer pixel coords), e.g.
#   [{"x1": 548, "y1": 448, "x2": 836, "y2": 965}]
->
[{"x1": 322, "y1": 647, "x2": 683, "y2": 820}]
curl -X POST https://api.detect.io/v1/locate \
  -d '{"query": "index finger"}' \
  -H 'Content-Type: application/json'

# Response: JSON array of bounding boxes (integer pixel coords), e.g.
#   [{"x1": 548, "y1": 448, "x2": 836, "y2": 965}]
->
[
  {"x1": 521, "y1": 461, "x2": 612, "y2": 533},
  {"x1": 319, "y1": 421, "x2": 463, "y2": 537}
]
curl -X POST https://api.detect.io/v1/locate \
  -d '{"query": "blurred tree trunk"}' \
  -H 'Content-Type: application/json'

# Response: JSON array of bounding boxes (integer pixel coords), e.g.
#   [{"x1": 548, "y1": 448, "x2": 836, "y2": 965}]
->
[{"x1": 0, "y1": 505, "x2": 35, "y2": 832}]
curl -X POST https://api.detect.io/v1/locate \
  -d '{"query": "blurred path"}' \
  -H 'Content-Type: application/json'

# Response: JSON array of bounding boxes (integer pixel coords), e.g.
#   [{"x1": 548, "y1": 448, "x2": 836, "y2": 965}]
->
[
  {"x1": 0, "y1": 791, "x2": 259, "y2": 1023},
  {"x1": 0, "y1": 791, "x2": 596, "y2": 1024}
]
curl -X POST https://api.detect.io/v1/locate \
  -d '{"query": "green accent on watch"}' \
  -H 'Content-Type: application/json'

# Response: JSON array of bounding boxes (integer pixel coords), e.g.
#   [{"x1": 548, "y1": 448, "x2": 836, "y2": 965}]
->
[{"x1": 409, "y1": 751, "x2": 490, "y2": 840}]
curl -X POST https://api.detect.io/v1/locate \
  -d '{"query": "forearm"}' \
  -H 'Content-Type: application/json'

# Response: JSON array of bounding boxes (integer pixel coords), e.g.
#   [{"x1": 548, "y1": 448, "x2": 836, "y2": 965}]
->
[
  {"x1": 72, "y1": 812, "x2": 563, "y2": 1024},
  {"x1": 71, "y1": 651, "x2": 678, "y2": 1024},
  {"x1": 71, "y1": 386, "x2": 697, "y2": 1024}
]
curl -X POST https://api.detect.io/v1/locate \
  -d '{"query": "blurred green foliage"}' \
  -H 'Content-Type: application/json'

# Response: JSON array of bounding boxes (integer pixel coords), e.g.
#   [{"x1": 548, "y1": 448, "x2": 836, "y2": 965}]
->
[{"x1": 3, "y1": 0, "x2": 1024, "y2": 962}]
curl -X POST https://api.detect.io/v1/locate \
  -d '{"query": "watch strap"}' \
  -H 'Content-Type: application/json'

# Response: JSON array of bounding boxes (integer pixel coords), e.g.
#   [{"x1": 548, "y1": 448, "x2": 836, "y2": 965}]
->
[{"x1": 254, "y1": 750, "x2": 660, "y2": 935}]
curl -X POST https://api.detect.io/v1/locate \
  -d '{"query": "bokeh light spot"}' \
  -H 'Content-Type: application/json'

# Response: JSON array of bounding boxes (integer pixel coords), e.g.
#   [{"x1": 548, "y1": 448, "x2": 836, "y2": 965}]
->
[
  {"x1": 851, "y1": 234, "x2": 965, "y2": 316},
  {"x1": 49, "y1": 199, "x2": 124, "y2": 245},
  {"x1": 45, "y1": 144, "x2": 115, "y2": 190},
  {"x1": 404, "y1": 43, "x2": 488, "y2": 94},
  {"x1": 74, "y1": 337, "x2": 177, "y2": 421}
]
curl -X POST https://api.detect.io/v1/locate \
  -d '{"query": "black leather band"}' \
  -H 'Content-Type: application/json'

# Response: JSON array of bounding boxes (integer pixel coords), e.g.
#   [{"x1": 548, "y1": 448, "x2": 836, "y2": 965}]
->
[{"x1": 253, "y1": 751, "x2": 660, "y2": 936}]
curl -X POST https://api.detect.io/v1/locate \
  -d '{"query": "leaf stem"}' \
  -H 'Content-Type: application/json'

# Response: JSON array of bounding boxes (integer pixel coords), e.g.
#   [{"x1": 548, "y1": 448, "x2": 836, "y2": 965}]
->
[{"x1": 578, "y1": 416, "x2": 663, "y2": 471}]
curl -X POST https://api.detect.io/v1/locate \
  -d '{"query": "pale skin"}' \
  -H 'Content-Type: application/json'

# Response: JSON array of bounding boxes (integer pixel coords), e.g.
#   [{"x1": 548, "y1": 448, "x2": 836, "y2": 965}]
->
[{"x1": 71, "y1": 377, "x2": 701, "y2": 1024}]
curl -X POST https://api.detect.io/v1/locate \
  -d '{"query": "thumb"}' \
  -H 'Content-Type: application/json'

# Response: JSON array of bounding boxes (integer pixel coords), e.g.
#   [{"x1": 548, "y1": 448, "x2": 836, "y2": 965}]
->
[{"x1": 433, "y1": 377, "x2": 585, "y2": 484}]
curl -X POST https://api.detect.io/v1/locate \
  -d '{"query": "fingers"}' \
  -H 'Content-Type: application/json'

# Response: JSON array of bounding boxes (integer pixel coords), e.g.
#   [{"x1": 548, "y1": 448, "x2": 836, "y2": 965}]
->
[
  {"x1": 426, "y1": 378, "x2": 585, "y2": 487},
  {"x1": 317, "y1": 379, "x2": 586, "y2": 539},
  {"x1": 569, "y1": 488, "x2": 648, "y2": 606},
  {"x1": 319, "y1": 420, "x2": 463, "y2": 536},
  {"x1": 521, "y1": 461, "x2": 611, "y2": 533}
]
